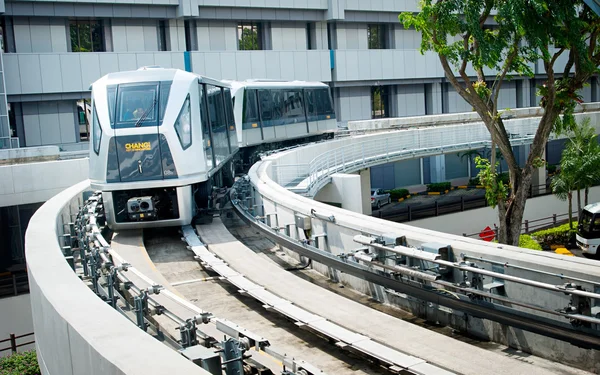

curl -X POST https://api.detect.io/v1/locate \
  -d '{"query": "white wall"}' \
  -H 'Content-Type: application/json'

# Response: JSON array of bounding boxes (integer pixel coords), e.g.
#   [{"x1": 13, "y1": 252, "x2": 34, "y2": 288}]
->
[
  {"x1": 411, "y1": 185, "x2": 600, "y2": 236},
  {"x1": 0, "y1": 158, "x2": 88, "y2": 207},
  {"x1": 22, "y1": 101, "x2": 77, "y2": 146},
  {"x1": 314, "y1": 173, "x2": 364, "y2": 213},
  {"x1": 112, "y1": 19, "x2": 159, "y2": 52},
  {"x1": 394, "y1": 27, "x2": 421, "y2": 49},
  {"x1": 168, "y1": 19, "x2": 186, "y2": 52},
  {"x1": 336, "y1": 23, "x2": 368, "y2": 50},
  {"x1": 0, "y1": 294, "x2": 34, "y2": 357},
  {"x1": 13, "y1": 17, "x2": 68, "y2": 53},
  {"x1": 337, "y1": 86, "x2": 371, "y2": 122},
  {"x1": 271, "y1": 22, "x2": 307, "y2": 50},
  {"x1": 395, "y1": 84, "x2": 425, "y2": 117},
  {"x1": 196, "y1": 20, "x2": 237, "y2": 51}
]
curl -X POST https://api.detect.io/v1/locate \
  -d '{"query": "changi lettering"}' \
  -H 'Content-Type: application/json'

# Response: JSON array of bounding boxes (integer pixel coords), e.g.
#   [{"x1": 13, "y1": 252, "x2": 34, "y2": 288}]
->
[{"x1": 125, "y1": 142, "x2": 151, "y2": 152}]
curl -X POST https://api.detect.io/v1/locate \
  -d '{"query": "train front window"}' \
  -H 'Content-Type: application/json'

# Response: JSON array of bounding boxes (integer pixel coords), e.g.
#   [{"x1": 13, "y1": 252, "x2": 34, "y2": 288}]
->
[
  {"x1": 579, "y1": 210, "x2": 593, "y2": 234},
  {"x1": 117, "y1": 84, "x2": 157, "y2": 125},
  {"x1": 110, "y1": 81, "x2": 171, "y2": 129}
]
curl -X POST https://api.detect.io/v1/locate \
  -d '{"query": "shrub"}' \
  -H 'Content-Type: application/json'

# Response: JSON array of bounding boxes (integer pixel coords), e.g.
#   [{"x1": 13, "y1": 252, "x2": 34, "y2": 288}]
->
[
  {"x1": 547, "y1": 164, "x2": 557, "y2": 174},
  {"x1": 519, "y1": 234, "x2": 542, "y2": 251},
  {"x1": 532, "y1": 221, "x2": 578, "y2": 247},
  {"x1": 426, "y1": 182, "x2": 451, "y2": 193},
  {"x1": 497, "y1": 172, "x2": 509, "y2": 186},
  {"x1": 388, "y1": 188, "x2": 410, "y2": 200},
  {"x1": 0, "y1": 350, "x2": 40, "y2": 375},
  {"x1": 468, "y1": 177, "x2": 480, "y2": 186}
]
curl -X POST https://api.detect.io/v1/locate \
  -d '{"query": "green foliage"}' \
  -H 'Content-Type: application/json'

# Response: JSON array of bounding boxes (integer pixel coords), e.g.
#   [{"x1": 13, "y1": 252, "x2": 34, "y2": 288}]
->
[
  {"x1": 426, "y1": 182, "x2": 451, "y2": 193},
  {"x1": 0, "y1": 351, "x2": 40, "y2": 375},
  {"x1": 532, "y1": 222, "x2": 578, "y2": 247},
  {"x1": 560, "y1": 118, "x2": 600, "y2": 191},
  {"x1": 468, "y1": 177, "x2": 481, "y2": 186},
  {"x1": 547, "y1": 164, "x2": 557, "y2": 174},
  {"x1": 238, "y1": 27, "x2": 260, "y2": 50},
  {"x1": 519, "y1": 234, "x2": 543, "y2": 251},
  {"x1": 475, "y1": 156, "x2": 508, "y2": 208},
  {"x1": 388, "y1": 188, "x2": 410, "y2": 200}
]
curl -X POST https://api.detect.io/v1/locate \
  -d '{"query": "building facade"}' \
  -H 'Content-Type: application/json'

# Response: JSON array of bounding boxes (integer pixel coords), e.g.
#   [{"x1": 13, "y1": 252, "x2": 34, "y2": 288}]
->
[{"x1": 0, "y1": 0, "x2": 596, "y2": 272}]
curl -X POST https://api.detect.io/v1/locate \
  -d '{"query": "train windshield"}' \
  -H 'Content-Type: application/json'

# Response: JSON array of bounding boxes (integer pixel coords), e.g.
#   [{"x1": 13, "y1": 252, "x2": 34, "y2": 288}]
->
[
  {"x1": 109, "y1": 81, "x2": 171, "y2": 128},
  {"x1": 578, "y1": 209, "x2": 600, "y2": 239}
]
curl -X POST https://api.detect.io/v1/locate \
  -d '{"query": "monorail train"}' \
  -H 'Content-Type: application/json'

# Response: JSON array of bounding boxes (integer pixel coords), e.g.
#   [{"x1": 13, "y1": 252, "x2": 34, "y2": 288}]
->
[
  {"x1": 89, "y1": 67, "x2": 238, "y2": 230},
  {"x1": 227, "y1": 79, "x2": 337, "y2": 167},
  {"x1": 89, "y1": 68, "x2": 338, "y2": 230}
]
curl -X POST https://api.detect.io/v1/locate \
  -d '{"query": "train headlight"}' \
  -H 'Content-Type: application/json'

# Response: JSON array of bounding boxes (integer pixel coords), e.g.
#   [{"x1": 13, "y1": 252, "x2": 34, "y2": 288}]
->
[{"x1": 175, "y1": 95, "x2": 192, "y2": 150}]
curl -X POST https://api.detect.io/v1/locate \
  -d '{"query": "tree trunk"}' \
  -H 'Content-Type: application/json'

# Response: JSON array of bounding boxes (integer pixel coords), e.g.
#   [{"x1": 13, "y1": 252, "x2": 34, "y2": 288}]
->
[
  {"x1": 577, "y1": 189, "x2": 582, "y2": 219},
  {"x1": 497, "y1": 170, "x2": 532, "y2": 246},
  {"x1": 585, "y1": 187, "x2": 589, "y2": 206},
  {"x1": 568, "y1": 192, "x2": 573, "y2": 229}
]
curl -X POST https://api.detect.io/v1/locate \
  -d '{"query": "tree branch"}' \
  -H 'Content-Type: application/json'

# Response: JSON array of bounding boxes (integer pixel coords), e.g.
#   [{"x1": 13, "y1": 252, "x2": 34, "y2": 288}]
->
[{"x1": 492, "y1": 36, "x2": 519, "y2": 115}]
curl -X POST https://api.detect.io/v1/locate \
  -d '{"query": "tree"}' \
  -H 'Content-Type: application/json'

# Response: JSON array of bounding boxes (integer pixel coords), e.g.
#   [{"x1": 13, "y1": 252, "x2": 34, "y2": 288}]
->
[
  {"x1": 400, "y1": 1, "x2": 600, "y2": 246},
  {"x1": 238, "y1": 27, "x2": 260, "y2": 51},
  {"x1": 458, "y1": 149, "x2": 483, "y2": 177},
  {"x1": 551, "y1": 164, "x2": 577, "y2": 229},
  {"x1": 558, "y1": 118, "x2": 600, "y2": 217}
]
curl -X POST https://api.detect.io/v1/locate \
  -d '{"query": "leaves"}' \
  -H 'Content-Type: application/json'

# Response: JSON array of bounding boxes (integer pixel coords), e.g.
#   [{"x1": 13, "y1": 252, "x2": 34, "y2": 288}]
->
[
  {"x1": 399, "y1": 0, "x2": 600, "y2": 245},
  {"x1": 474, "y1": 156, "x2": 509, "y2": 208},
  {"x1": 0, "y1": 351, "x2": 40, "y2": 375}
]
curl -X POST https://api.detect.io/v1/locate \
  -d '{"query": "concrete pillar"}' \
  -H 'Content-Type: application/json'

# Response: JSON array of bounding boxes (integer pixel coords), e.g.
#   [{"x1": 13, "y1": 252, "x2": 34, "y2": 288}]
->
[
  {"x1": 360, "y1": 168, "x2": 372, "y2": 215},
  {"x1": 429, "y1": 155, "x2": 446, "y2": 183},
  {"x1": 427, "y1": 82, "x2": 443, "y2": 115},
  {"x1": 531, "y1": 148, "x2": 547, "y2": 195},
  {"x1": 313, "y1": 172, "x2": 368, "y2": 214}
]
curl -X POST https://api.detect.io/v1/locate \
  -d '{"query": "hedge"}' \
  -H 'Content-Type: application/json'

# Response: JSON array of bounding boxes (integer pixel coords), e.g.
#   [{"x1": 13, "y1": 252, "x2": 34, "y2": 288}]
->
[
  {"x1": 547, "y1": 164, "x2": 557, "y2": 174},
  {"x1": 531, "y1": 221, "x2": 578, "y2": 248},
  {"x1": 0, "y1": 351, "x2": 40, "y2": 375},
  {"x1": 426, "y1": 182, "x2": 451, "y2": 193},
  {"x1": 388, "y1": 188, "x2": 410, "y2": 200},
  {"x1": 519, "y1": 234, "x2": 543, "y2": 251},
  {"x1": 468, "y1": 177, "x2": 480, "y2": 186}
]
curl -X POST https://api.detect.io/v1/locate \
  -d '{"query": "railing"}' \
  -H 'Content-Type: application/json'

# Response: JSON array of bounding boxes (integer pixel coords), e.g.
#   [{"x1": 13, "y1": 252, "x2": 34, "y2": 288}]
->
[
  {"x1": 462, "y1": 212, "x2": 575, "y2": 239},
  {"x1": 375, "y1": 183, "x2": 551, "y2": 224},
  {"x1": 0, "y1": 270, "x2": 29, "y2": 298},
  {"x1": 0, "y1": 332, "x2": 35, "y2": 355},
  {"x1": 274, "y1": 119, "x2": 542, "y2": 196}
]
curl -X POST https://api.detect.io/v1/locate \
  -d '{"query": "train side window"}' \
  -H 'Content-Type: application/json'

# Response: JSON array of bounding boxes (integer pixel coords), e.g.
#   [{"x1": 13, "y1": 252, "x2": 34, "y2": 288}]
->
[
  {"x1": 199, "y1": 84, "x2": 214, "y2": 170},
  {"x1": 159, "y1": 81, "x2": 172, "y2": 124},
  {"x1": 315, "y1": 88, "x2": 335, "y2": 117},
  {"x1": 305, "y1": 89, "x2": 316, "y2": 119},
  {"x1": 281, "y1": 90, "x2": 306, "y2": 124},
  {"x1": 92, "y1": 104, "x2": 101, "y2": 155},
  {"x1": 243, "y1": 89, "x2": 259, "y2": 129},
  {"x1": 258, "y1": 90, "x2": 273, "y2": 125},
  {"x1": 174, "y1": 94, "x2": 191, "y2": 149},
  {"x1": 107, "y1": 85, "x2": 117, "y2": 126}
]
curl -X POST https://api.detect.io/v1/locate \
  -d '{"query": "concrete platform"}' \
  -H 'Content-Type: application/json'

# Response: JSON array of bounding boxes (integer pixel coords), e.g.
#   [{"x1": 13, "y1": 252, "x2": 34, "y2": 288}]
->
[{"x1": 196, "y1": 217, "x2": 591, "y2": 375}]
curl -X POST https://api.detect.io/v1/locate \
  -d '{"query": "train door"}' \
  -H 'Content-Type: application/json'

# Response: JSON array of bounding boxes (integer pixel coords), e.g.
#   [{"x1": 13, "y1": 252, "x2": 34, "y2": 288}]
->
[{"x1": 111, "y1": 82, "x2": 164, "y2": 182}]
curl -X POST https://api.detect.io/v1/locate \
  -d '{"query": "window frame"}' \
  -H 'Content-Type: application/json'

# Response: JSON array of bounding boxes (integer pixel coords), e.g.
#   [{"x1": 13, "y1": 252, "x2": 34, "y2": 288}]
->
[
  {"x1": 70, "y1": 20, "x2": 105, "y2": 53},
  {"x1": 174, "y1": 94, "x2": 192, "y2": 150},
  {"x1": 367, "y1": 24, "x2": 388, "y2": 50},
  {"x1": 237, "y1": 22, "x2": 263, "y2": 51},
  {"x1": 92, "y1": 104, "x2": 102, "y2": 155}
]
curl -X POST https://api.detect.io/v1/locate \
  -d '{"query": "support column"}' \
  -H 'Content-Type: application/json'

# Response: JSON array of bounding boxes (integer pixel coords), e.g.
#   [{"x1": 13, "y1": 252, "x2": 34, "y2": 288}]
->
[
  {"x1": 429, "y1": 155, "x2": 446, "y2": 183},
  {"x1": 313, "y1": 171, "x2": 370, "y2": 215},
  {"x1": 531, "y1": 148, "x2": 547, "y2": 195},
  {"x1": 360, "y1": 168, "x2": 372, "y2": 215}
]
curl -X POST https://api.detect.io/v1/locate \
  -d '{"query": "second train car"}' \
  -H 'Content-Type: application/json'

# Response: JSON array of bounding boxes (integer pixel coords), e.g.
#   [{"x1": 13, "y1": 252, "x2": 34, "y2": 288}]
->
[
  {"x1": 89, "y1": 67, "x2": 238, "y2": 229},
  {"x1": 227, "y1": 79, "x2": 337, "y2": 167}
]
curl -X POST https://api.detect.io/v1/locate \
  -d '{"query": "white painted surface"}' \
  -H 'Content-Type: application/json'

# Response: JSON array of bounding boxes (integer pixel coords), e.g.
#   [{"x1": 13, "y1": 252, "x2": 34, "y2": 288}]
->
[
  {"x1": 411, "y1": 186, "x2": 600, "y2": 237},
  {"x1": 0, "y1": 158, "x2": 89, "y2": 207},
  {"x1": 26, "y1": 181, "x2": 208, "y2": 375},
  {"x1": 0, "y1": 294, "x2": 34, "y2": 357},
  {"x1": 314, "y1": 173, "x2": 363, "y2": 213}
]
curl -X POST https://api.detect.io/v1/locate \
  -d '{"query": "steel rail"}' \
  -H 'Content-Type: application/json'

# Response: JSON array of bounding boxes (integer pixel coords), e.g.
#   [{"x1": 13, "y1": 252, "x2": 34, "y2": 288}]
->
[
  {"x1": 354, "y1": 237, "x2": 600, "y2": 302},
  {"x1": 231, "y1": 191, "x2": 600, "y2": 350}
]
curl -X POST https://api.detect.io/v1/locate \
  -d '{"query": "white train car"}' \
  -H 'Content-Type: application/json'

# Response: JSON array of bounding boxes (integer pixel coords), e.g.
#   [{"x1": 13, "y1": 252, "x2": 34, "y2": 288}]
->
[
  {"x1": 227, "y1": 80, "x2": 337, "y2": 166},
  {"x1": 89, "y1": 67, "x2": 238, "y2": 229}
]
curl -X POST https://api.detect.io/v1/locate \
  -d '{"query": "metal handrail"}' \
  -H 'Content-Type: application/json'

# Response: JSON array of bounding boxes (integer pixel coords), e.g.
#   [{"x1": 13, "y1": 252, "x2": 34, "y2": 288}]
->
[
  {"x1": 273, "y1": 119, "x2": 543, "y2": 196},
  {"x1": 0, "y1": 332, "x2": 35, "y2": 354}
]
